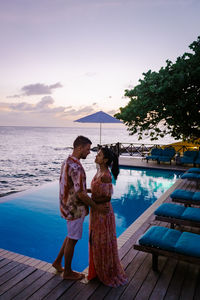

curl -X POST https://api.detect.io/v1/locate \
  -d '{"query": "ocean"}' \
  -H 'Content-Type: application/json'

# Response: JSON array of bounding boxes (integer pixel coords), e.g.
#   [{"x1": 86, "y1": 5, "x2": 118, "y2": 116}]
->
[{"x1": 0, "y1": 125, "x2": 176, "y2": 197}]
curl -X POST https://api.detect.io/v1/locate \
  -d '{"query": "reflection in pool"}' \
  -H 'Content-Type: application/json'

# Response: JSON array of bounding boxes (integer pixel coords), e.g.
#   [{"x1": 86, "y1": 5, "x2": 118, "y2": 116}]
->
[{"x1": 0, "y1": 167, "x2": 183, "y2": 271}]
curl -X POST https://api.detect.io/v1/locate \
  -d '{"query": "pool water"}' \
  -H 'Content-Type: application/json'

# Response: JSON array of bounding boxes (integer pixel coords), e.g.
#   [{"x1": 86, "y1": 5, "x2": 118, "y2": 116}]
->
[{"x1": 0, "y1": 167, "x2": 183, "y2": 271}]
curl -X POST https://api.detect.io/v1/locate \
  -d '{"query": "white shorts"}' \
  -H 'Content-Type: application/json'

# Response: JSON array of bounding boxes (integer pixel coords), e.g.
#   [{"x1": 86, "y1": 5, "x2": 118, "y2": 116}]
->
[{"x1": 66, "y1": 216, "x2": 85, "y2": 240}]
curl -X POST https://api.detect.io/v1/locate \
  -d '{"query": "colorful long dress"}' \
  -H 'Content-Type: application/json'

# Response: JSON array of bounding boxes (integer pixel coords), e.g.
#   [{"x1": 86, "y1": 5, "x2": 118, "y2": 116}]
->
[{"x1": 88, "y1": 169, "x2": 128, "y2": 287}]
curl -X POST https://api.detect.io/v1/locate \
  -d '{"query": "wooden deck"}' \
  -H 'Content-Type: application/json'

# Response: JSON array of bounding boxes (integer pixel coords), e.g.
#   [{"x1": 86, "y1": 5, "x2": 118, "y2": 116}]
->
[{"x1": 1, "y1": 163, "x2": 200, "y2": 299}]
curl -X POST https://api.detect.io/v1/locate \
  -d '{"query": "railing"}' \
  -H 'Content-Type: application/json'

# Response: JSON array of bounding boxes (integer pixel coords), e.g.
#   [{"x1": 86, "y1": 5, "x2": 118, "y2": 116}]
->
[{"x1": 98, "y1": 142, "x2": 200, "y2": 157}]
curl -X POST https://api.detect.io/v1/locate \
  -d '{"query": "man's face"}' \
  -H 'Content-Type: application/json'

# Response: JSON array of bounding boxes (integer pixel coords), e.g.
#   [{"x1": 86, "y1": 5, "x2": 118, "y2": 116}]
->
[{"x1": 80, "y1": 143, "x2": 91, "y2": 159}]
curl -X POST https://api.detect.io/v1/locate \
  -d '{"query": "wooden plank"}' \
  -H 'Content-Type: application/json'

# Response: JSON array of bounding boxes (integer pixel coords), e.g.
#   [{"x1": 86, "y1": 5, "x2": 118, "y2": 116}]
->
[
  {"x1": 0, "y1": 261, "x2": 19, "y2": 277},
  {"x1": 118, "y1": 254, "x2": 152, "y2": 300},
  {"x1": 1, "y1": 269, "x2": 45, "y2": 300},
  {"x1": 68, "y1": 280, "x2": 100, "y2": 300},
  {"x1": 0, "y1": 258, "x2": 14, "y2": 269},
  {"x1": 88, "y1": 283, "x2": 111, "y2": 300},
  {"x1": 0, "y1": 266, "x2": 35, "y2": 296},
  {"x1": 121, "y1": 247, "x2": 138, "y2": 273},
  {"x1": 42, "y1": 279, "x2": 76, "y2": 300},
  {"x1": 13, "y1": 271, "x2": 55, "y2": 300},
  {"x1": 134, "y1": 257, "x2": 167, "y2": 300},
  {"x1": 163, "y1": 261, "x2": 188, "y2": 300},
  {"x1": 72, "y1": 253, "x2": 146, "y2": 300},
  {"x1": 148, "y1": 258, "x2": 178, "y2": 300},
  {"x1": 134, "y1": 244, "x2": 200, "y2": 268},
  {"x1": 76, "y1": 247, "x2": 141, "y2": 300},
  {"x1": 58, "y1": 280, "x2": 97, "y2": 300},
  {"x1": 28, "y1": 274, "x2": 63, "y2": 300},
  {"x1": 155, "y1": 215, "x2": 200, "y2": 228},
  {"x1": 103, "y1": 252, "x2": 148, "y2": 300},
  {"x1": 193, "y1": 269, "x2": 200, "y2": 300},
  {"x1": 0, "y1": 263, "x2": 27, "y2": 287},
  {"x1": 179, "y1": 263, "x2": 199, "y2": 300}
]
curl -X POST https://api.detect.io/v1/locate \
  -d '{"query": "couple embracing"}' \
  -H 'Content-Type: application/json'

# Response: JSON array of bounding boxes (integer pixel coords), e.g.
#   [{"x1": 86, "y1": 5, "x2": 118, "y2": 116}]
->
[{"x1": 52, "y1": 136, "x2": 128, "y2": 287}]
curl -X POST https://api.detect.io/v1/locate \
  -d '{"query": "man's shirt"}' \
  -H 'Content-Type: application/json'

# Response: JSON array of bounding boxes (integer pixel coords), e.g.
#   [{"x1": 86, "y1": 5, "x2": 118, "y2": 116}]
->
[{"x1": 59, "y1": 155, "x2": 89, "y2": 220}]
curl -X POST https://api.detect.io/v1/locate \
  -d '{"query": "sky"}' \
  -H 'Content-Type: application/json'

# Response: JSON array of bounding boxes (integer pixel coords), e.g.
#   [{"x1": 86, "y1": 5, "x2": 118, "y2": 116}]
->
[{"x1": 0, "y1": 0, "x2": 199, "y2": 127}]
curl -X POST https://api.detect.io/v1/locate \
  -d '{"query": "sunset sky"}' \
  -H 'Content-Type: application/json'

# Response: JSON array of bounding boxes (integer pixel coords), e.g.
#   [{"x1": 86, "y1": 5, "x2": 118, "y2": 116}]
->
[{"x1": 0, "y1": 0, "x2": 199, "y2": 127}]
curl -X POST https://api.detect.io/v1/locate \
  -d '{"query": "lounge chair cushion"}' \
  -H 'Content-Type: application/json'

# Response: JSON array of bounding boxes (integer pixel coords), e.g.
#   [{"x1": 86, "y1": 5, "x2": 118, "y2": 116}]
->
[
  {"x1": 139, "y1": 226, "x2": 200, "y2": 258},
  {"x1": 155, "y1": 203, "x2": 200, "y2": 222},
  {"x1": 182, "y1": 207, "x2": 200, "y2": 222},
  {"x1": 158, "y1": 156, "x2": 172, "y2": 162},
  {"x1": 193, "y1": 192, "x2": 200, "y2": 201},
  {"x1": 188, "y1": 168, "x2": 200, "y2": 173},
  {"x1": 146, "y1": 148, "x2": 163, "y2": 161},
  {"x1": 171, "y1": 189, "x2": 195, "y2": 200},
  {"x1": 175, "y1": 232, "x2": 200, "y2": 257},
  {"x1": 155, "y1": 203, "x2": 185, "y2": 218},
  {"x1": 139, "y1": 226, "x2": 182, "y2": 251},
  {"x1": 181, "y1": 173, "x2": 200, "y2": 180},
  {"x1": 195, "y1": 158, "x2": 200, "y2": 164},
  {"x1": 181, "y1": 151, "x2": 198, "y2": 163}
]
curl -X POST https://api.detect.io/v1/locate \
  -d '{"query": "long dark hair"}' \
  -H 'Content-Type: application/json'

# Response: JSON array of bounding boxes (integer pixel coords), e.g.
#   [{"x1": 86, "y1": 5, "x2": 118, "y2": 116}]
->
[{"x1": 101, "y1": 147, "x2": 119, "y2": 180}]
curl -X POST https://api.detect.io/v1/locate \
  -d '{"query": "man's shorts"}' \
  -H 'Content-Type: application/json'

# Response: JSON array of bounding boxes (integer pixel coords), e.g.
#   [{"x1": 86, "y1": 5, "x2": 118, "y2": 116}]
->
[{"x1": 66, "y1": 216, "x2": 85, "y2": 240}]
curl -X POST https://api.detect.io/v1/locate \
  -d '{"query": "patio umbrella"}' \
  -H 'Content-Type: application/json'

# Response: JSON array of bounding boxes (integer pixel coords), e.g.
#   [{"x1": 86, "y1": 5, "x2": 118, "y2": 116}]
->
[{"x1": 74, "y1": 110, "x2": 122, "y2": 144}]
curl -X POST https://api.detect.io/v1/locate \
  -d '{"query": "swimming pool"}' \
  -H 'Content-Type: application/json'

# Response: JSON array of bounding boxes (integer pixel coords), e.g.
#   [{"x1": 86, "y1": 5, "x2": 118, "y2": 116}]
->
[{"x1": 0, "y1": 167, "x2": 183, "y2": 271}]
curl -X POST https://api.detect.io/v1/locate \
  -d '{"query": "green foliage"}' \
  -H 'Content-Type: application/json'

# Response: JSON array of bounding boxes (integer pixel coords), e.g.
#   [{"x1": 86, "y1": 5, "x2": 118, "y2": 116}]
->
[{"x1": 115, "y1": 37, "x2": 200, "y2": 141}]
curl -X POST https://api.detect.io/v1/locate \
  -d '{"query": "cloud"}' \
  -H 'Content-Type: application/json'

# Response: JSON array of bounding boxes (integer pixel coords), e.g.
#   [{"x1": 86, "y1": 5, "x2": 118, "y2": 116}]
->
[
  {"x1": 10, "y1": 102, "x2": 33, "y2": 111},
  {"x1": 84, "y1": 72, "x2": 97, "y2": 77},
  {"x1": 61, "y1": 105, "x2": 96, "y2": 118},
  {"x1": 2, "y1": 96, "x2": 66, "y2": 114},
  {"x1": 21, "y1": 82, "x2": 62, "y2": 96},
  {"x1": 0, "y1": 99, "x2": 115, "y2": 126},
  {"x1": 8, "y1": 82, "x2": 63, "y2": 98},
  {"x1": 7, "y1": 94, "x2": 21, "y2": 99}
]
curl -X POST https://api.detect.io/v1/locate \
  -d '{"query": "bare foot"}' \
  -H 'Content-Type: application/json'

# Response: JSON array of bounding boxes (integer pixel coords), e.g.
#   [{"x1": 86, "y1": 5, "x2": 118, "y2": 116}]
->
[
  {"x1": 63, "y1": 271, "x2": 85, "y2": 281},
  {"x1": 52, "y1": 262, "x2": 64, "y2": 272}
]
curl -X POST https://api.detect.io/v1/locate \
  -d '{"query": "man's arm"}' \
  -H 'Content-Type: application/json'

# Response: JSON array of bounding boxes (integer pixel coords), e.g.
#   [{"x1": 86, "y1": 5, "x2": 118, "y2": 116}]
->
[
  {"x1": 77, "y1": 190, "x2": 97, "y2": 208},
  {"x1": 77, "y1": 191, "x2": 109, "y2": 214}
]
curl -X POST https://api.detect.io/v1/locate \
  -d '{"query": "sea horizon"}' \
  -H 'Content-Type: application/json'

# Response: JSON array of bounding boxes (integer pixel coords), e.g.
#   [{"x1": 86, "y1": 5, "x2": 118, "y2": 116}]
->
[{"x1": 0, "y1": 125, "x2": 179, "y2": 197}]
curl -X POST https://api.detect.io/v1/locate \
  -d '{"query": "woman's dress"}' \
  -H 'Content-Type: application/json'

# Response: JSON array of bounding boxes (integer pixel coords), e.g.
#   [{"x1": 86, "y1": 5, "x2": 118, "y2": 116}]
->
[{"x1": 87, "y1": 169, "x2": 128, "y2": 287}]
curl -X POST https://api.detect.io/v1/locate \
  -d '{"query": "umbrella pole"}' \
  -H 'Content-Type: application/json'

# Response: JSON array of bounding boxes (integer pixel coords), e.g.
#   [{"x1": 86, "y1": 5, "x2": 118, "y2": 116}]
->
[{"x1": 100, "y1": 123, "x2": 102, "y2": 145}]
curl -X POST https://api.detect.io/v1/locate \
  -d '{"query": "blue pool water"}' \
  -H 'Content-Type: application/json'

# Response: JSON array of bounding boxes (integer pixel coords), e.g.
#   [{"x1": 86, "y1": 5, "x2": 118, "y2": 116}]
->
[{"x1": 0, "y1": 167, "x2": 183, "y2": 271}]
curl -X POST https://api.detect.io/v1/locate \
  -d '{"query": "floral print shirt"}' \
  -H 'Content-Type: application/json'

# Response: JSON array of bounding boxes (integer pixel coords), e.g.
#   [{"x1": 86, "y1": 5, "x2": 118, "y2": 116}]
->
[{"x1": 59, "y1": 155, "x2": 89, "y2": 220}]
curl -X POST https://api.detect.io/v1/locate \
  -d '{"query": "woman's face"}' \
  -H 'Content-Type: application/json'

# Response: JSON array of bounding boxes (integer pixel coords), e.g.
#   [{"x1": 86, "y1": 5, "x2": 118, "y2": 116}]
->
[{"x1": 95, "y1": 150, "x2": 105, "y2": 165}]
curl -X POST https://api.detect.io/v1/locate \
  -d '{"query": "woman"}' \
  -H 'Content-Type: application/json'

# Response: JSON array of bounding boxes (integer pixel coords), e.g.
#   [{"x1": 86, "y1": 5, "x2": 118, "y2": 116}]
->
[{"x1": 87, "y1": 147, "x2": 128, "y2": 287}]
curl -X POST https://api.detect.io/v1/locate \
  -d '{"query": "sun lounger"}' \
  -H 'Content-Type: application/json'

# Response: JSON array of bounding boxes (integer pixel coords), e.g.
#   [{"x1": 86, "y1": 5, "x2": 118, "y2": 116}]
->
[
  {"x1": 145, "y1": 147, "x2": 175, "y2": 164},
  {"x1": 154, "y1": 202, "x2": 200, "y2": 228},
  {"x1": 180, "y1": 150, "x2": 198, "y2": 166},
  {"x1": 195, "y1": 152, "x2": 200, "y2": 166},
  {"x1": 181, "y1": 172, "x2": 200, "y2": 188},
  {"x1": 134, "y1": 226, "x2": 200, "y2": 271},
  {"x1": 146, "y1": 148, "x2": 163, "y2": 163},
  {"x1": 170, "y1": 189, "x2": 200, "y2": 206},
  {"x1": 188, "y1": 167, "x2": 200, "y2": 173},
  {"x1": 157, "y1": 147, "x2": 176, "y2": 164}
]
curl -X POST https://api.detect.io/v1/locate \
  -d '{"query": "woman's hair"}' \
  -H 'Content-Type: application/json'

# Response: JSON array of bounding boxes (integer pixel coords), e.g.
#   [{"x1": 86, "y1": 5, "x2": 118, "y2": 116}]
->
[{"x1": 101, "y1": 147, "x2": 119, "y2": 180}]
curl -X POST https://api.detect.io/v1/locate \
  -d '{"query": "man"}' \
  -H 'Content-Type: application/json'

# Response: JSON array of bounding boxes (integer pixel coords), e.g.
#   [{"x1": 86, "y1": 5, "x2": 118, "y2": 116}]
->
[{"x1": 52, "y1": 136, "x2": 105, "y2": 281}]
